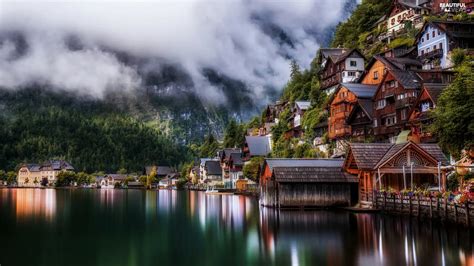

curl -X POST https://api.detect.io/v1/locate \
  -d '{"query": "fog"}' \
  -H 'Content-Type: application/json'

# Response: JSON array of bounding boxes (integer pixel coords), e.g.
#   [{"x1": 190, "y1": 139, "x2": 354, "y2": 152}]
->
[{"x1": 0, "y1": 0, "x2": 354, "y2": 102}]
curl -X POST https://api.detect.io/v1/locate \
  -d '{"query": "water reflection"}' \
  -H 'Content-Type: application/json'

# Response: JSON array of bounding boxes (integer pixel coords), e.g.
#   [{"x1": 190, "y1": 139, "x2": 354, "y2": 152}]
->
[
  {"x1": 13, "y1": 188, "x2": 57, "y2": 222},
  {"x1": 0, "y1": 189, "x2": 471, "y2": 266}
]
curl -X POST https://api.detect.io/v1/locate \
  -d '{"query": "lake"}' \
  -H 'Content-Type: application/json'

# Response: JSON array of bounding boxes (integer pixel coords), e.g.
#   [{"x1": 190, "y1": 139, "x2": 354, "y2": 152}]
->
[{"x1": 0, "y1": 189, "x2": 472, "y2": 266}]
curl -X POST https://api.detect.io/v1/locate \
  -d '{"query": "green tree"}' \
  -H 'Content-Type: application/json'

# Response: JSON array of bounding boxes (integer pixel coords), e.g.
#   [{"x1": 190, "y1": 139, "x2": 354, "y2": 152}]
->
[
  {"x1": 6, "y1": 171, "x2": 16, "y2": 185},
  {"x1": 243, "y1": 157, "x2": 264, "y2": 182},
  {"x1": 199, "y1": 133, "x2": 220, "y2": 158},
  {"x1": 56, "y1": 171, "x2": 77, "y2": 187},
  {"x1": 430, "y1": 61, "x2": 474, "y2": 157},
  {"x1": 0, "y1": 170, "x2": 6, "y2": 182},
  {"x1": 223, "y1": 119, "x2": 245, "y2": 148},
  {"x1": 117, "y1": 168, "x2": 128, "y2": 175}
]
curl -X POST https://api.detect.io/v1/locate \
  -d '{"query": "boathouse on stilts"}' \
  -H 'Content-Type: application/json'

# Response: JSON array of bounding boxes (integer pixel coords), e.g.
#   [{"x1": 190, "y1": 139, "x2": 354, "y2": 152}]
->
[
  {"x1": 259, "y1": 159, "x2": 359, "y2": 208},
  {"x1": 343, "y1": 141, "x2": 450, "y2": 207}
]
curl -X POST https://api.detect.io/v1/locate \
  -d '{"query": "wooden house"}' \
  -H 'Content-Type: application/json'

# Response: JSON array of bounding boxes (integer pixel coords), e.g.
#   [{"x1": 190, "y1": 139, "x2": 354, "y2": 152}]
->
[
  {"x1": 360, "y1": 55, "x2": 422, "y2": 85},
  {"x1": 408, "y1": 83, "x2": 447, "y2": 143},
  {"x1": 346, "y1": 99, "x2": 374, "y2": 141},
  {"x1": 264, "y1": 100, "x2": 288, "y2": 124},
  {"x1": 327, "y1": 83, "x2": 377, "y2": 140},
  {"x1": 372, "y1": 69, "x2": 422, "y2": 142},
  {"x1": 416, "y1": 20, "x2": 474, "y2": 70},
  {"x1": 344, "y1": 141, "x2": 449, "y2": 204},
  {"x1": 260, "y1": 159, "x2": 358, "y2": 208},
  {"x1": 318, "y1": 48, "x2": 366, "y2": 93},
  {"x1": 378, "y1": 0, "x2": 430, "y2": 42},
  {"x1": 284, "y1": 101, "x2": 311, "y2": 138}
]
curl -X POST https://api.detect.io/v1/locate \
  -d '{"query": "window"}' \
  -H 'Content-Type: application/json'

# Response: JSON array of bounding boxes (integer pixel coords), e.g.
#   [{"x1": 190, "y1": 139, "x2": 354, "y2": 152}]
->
[
  {"x1": 421, "y1": 50, "x2": 424, "y2": 55},
  {"x1": 421, "y1": 101, "x2": 431, "y2": 112},
  {"x1": 348, "y1": 71, "x2": 355, "y2": 77},
  {"x1": 422, "y1": 37, "x2": 424, "y2": 42},
  {"x1": 432, "y1": 31, "x2": 435, "y2": 38},
  {"x1": 373, "y1": 119, "x2": 378, "y2": 127},
  {"x1": 433, "y1": 44, "x2": 437, "y2": 50},
  {"x1": 391, "y1": 18, "x2": 395, "y2": 25},
  {"x1": 374, "y1": 71, "x2": 379, "y2": 80},
  {"x1": 350, "y1": 60, "x2": 357, "y2": 67},
  {"x1": 401, "y1": 109, "x2": 407, "y2": 120},
  {"x1": 439, "y1": 43, "x2": 442, "y2": 50},
  {"x1": 388, "y1": 80, "x2": 397, "y2": 88},
  {"x1": 426, "y1": 33, "x2": 429, "y2": 41},
  {"x1": 397, "y1": 15, "x2": 401, "y2": 22},
  {"x1": 438, "y1": 29, "x2": 441, "y2": 35},
  {"x1": 377, "y1": 99, "x2": 386, "y2": 109}
]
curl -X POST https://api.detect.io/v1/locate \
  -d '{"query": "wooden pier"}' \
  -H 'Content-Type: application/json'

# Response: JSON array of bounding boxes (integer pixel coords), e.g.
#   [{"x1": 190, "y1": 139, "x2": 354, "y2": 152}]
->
[{"x1": 374, "y1": 193, "x2": 474, "y2": 227}]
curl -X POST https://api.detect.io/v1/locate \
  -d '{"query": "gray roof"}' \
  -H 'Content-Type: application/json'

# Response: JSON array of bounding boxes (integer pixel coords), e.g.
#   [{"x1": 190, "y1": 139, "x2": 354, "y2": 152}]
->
[
  {"x1": 423, "y1": 83, "x2": 447, "y2": 103},
  {"x1": 230, "y1": 153, "x2": 243, "y2": 166},
  {"x1": 295, "y1": 101, "x2": 311, "y2": 110},
  {"x1": 265, "y1": 158, "x2": 344, "y2": 172},
  {"x1": 340, "y1": 83, "x2": 378, "y2": 99},
  {"x1": 348, "y1": 142, "x2": 449, "y2": 170},
  {"x1": 390, "y1": 70, "x2": 422, "y2": 89},
  {"x1": 25, "y1": 164, "x2": 41, "y2": 172},
  {"x1": 24, "y1": 160, "x2": 74, "y2": 172},
  {"x1": 219, "y1": 148, "x2": 242, "y2": 161},
  {"x1": 200, "y1": 158, "x2": 217, "y2": 167},
  {"x1": 320, "y1": 48, "x2": 347, "y2": 60},
  {"x1": 145, "y1": 165, "x2": 173, "y2": 176},
  {"x1": 273, "y1": 167, "x2": 358, "y2": 183},
  {"x1": 245, "y1": 136, "x2": 272, "y2": 156},
  {"x1": 205, "y1": 161, "x2": 222, "y2": 176}
]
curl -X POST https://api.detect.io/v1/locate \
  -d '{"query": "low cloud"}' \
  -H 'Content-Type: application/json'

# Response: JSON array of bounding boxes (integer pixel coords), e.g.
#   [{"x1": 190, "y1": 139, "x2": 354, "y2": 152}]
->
[{"x1": 0, "y1": 0, "x2": 353, "y2": 104}]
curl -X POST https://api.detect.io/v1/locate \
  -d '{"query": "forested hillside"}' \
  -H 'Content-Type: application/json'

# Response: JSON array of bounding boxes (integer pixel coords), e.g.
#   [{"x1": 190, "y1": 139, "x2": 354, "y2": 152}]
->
[{"x1": 0, "y1": 88, "x2": 191, "y2": 172}]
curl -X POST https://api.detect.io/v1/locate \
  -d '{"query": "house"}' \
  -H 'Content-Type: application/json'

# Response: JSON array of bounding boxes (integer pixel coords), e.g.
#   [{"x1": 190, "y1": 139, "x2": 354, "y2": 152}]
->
[
  {"x1": 346, "y1": 99, "x2": 375, "y2": 141},
  {"x1": 103, "y1": 174, "x2": 129, "y2": 187},
  {"x1": 416, "y1": 21, "x2": 474, "y2": 70},
  {"x1": 199, "y1": 158, "x2": 218, "y2": 184},
  {"x1": 372, "y1": 69, "x2": 422, "y2": 142},
  {"x1": 264, "y1": 100, "x2": 288, "y2": 124},
  {"x1": 318, "y1": 48, "x2": 366, "y2": 93},
  {"x1": 228, "y1": 152, "x2": 244, "y2": 188},
  {"x1": 243, "y1": 135, "x2": 272, "y2": 159},
  {"x1": 360, "y1": 55, "x2": 422, "y2": 85},
  {"x1": 344, "y1": 141, "x2": 449, "y2": 204},
  {"x1": 203, "y1": 160, "x2": 223, "y2": 186},
  {"x1": 378, "y1": 0, "x2": 430, "y2": 42},
  {"x1": 259, "y1": 158, "x2": 359, "y2": 208},
  {"x1": 218, "y1": 148, "x2": 241, "y2": 187},
  {"x1": 408, "y1": 83, "x2": 447, "y2": 143},
  {"x1": 17, "y1": 160, "x2": 75, "y2": 187},
  {"x1": 327, "y1": 83, "x2": 378, "y2": 140}
]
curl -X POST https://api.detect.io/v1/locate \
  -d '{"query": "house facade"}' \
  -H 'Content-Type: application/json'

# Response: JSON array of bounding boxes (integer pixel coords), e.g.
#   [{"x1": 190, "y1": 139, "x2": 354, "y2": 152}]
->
[
  {"x1": 372, "y1": 69, "x2": 422, "y2": 142},
  {"x1": 203, "y1": 160, "x2": 223, "y2": 186},
  {"x1": 17, "y1": 160, "x2": 75, "y2": 187},
  {"x1": 408, "y1": 83, "x2": 447, "y2": 143},
  {"x1": 346, "y1": 99, "x2": 374, "y2": 141},
  {"x1": 417, "y1": 21, "x2": 474, "y2": 70},
  {"x1": 318, "y1": 49, "x2": 365, "y2": 93},
  {"x1": 328, "y1": 83, "x2": 377, "y2": 140}
]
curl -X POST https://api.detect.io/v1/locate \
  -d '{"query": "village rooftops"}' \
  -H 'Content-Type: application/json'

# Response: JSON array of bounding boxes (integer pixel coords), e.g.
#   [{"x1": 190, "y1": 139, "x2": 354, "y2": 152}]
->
[
  {"x1": 218, "y1": 148, "x2": 241, "y2": 161},
  {"x1": 245, "y1": 135, "x2": 272, "y2": 157},
  {"x1": 346, "y1": 141, "x2": 449, "y2": 170},
  {"x1": 339, "y1": 83, "x2": 378, "y2": 98},
  {"x1": 205, "y1": 160, "x2": 222, "y2": 176},
  {"x1": 273, "y1": 167, "x2": 358, "y2": 183},
  {"x1": 229, "y1": 152, "x2": 243, "y2": 166},
  {"x1": 22, "y1": 160, "x2": 74, "y2": 172},
  {"x1": 295, "y1": 101, "x2": 311, "y2": 110},
  {"x1": 389, "y1": 70, "x2": 422, "y2": 89},
  {"x1": 423, "y1": 83, "x2": 447, "y2": 103},
  {"x1": 145, "y1": 165, "x2": 174, "y2": 176},
  {"x1": 264, "y1": 158, "x2": 345, "y2": 172}
]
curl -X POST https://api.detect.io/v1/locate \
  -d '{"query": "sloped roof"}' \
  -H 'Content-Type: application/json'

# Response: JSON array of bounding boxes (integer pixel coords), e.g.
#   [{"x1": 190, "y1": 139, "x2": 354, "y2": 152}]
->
[
  {"x1": 25, "y1": 164, "x2": 41, "y2": 172},
  {"x1": 340, "y1": 83, "x2": 378, "y2": 98},
  {"x1": 273, "y1": 167, "x2": 358, "y2": 183},
  {"x1": 348, "y1": 143, "x2": 393, "y2": 170},
  {"x1": 319, "y1": 48, "x2": 347, "y2": 60},
  {"x1": 106, "y1": 174, "x2": 128, "y2": 181},
  {"x1": 205, "y1": 160, "x2": 222, "y2": 176},
  {"x1": 265, "y1": 158, "x2": 344, "y2": 172},
  {"x1": 333, "y1": 49, "x2": 365, "y2": 63},
  {"x1": 245, "y1": 136, "x2": 272, "y2": 156},
  {"x1": 347, "y1": 99, "x2": 374, "y2": 123},
  {"x1": 200, "y1": 158, "x2": 217, "y2": 167},
  {"x1": 423, "y1": 83, "x2": 446, "y2": 104},
  {"x1": 418, "y1": 144, "x2": 449, "y2": 165},
  {"x1": 230, "y1": 152, "x2": 243, "y2": 166},
  {"x1": 145, "y1": 165, "x2": 173, "y2": 176},
  {"x1": 348, "y1": 142, "x2": 449, "y2": 170},
  {"x1": 219, "y1": 148, "x2": 242, "y2": 160},
  {"x1": 390, "y1": 70, "x2": 422, "y2": 89},
  {"x1": 295, "y1": 101, "x2": 311, "y2": 110}
]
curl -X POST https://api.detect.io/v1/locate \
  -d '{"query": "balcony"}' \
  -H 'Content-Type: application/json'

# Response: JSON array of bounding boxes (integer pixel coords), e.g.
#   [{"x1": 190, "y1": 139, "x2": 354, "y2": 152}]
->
[{"x1": 418, "y1": 49, "x2": 443, "y2": 60}]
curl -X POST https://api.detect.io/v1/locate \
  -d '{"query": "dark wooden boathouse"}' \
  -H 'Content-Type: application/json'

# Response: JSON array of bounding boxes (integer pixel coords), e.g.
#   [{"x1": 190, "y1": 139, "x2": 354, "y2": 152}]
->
[{"x1": 260, "y1": 159, "x2": 359, "y2": 208}]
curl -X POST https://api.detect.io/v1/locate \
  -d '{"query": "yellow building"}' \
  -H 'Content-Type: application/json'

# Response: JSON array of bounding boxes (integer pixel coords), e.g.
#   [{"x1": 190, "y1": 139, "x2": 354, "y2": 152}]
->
[{"x1": 17, "y1": 160, "x2": 75, "y2": 187}]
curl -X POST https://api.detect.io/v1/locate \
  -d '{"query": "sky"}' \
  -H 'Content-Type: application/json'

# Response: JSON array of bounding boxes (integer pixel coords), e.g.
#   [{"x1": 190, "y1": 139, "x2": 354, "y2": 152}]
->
[{"x1": 0, "y1": 0, "x2": 354, "y2": 103}]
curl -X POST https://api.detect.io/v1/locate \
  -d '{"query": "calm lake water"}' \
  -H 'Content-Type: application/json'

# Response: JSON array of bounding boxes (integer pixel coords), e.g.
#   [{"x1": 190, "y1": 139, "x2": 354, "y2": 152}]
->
[{"x1": 0, "y1": 189, "x2": 472, "y2": 266}]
